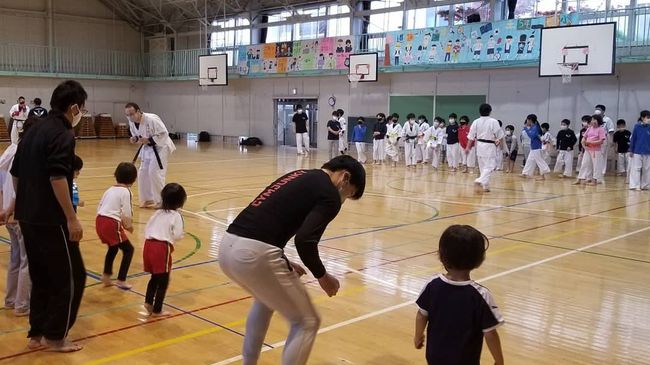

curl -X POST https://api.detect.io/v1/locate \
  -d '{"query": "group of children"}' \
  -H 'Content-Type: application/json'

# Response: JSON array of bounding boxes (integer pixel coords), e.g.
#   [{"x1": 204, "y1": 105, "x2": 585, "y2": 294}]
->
[{"x1": 2, "y1": 134, "x2": 188, "y2": 318}]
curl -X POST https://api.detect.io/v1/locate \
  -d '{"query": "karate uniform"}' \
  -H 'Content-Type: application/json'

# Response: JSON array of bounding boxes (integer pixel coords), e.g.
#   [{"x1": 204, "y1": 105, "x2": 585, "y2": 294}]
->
[
  {"x1": 468, "y1": 116, "x2": 505, "y2": 190},
  {"x1": 402, "y1": 122, "x2": 419, "y2": 167},
  {"x1": 385, "y1": 123, "x2": 402, "y2": 162},
  {"x1": 416, "y1": 122, "x2": 430, "y2": 162}
]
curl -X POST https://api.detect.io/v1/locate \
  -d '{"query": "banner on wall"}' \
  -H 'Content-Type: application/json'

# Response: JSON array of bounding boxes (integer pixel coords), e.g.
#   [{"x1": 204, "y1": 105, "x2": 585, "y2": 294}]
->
[
  {"x1": 239, "y1": 36, "x2": 354, "y2": 76},
  {"x1": 384, "y1": 14, "x2": 580, "y2": 67}
]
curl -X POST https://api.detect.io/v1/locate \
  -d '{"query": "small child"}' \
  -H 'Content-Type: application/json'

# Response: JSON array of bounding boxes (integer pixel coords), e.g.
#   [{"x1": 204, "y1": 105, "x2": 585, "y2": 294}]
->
[
  {"x1": 576, "y1": 115, "x2": 591, "y2": 173},
  {"x1": 72, "y1": 155, "x2": 84, "y2": 212},
  {"x1": 402, "y1": 113, "x2": 419, "y2": 168},
  {"x1": 629, "y1": 110, "x2": 650, "y2": 190},
  {"x1": 504, "y1": 125, "x2": 519, "y2": 173},
  {"x1": 458, "y1": 117, "x2": 470, "y2": 168},
  {"x1": 416, "y1": 115, "x2": 430, "y2": 164},
  {"x1": 495, "y1": 120, "x2": 505, "y2": 171},
  {"x1": 446, "y1": 113, "x2": 461, "y2": 171},
  {"x1": 352, "y1": 117, "x2": 367, "y2": 164},
  {"x1": 414, "y1": 225, "x2": 505, "y2": 365},
  {"x1": 96, "y1": 162, "x2": 138, "y2": 289},
  {"x1": 554, "y1": 119, "x2": 578, "y2": 178},
  {"x1": 425, "y1": 117, "x2": 445, "y2": 169},
  {"x1": 540, "y1": 122, "x2": 554, "y2": 165},
  {"x1": 143, "y1": 183, "x2": 186, "y2": 317},
  {"x1": 613, "y1": 119, "x2": 631, "y2": 176}
]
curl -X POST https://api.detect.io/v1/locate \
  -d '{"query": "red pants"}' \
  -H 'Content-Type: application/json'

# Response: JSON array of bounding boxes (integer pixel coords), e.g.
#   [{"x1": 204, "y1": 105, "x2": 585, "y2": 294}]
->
[{"x1": 143, "y1": 239, "x2": 173, "y2": 274}]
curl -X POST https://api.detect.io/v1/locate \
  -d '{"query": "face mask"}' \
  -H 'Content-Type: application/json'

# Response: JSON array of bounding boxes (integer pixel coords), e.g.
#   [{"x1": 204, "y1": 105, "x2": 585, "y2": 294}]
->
[
  {"x1": 643, "y1": 119, "x2": 650, "y2": 125},
  {"x1": 357, "y1": 121, "x2": 363, "y2": 125},
  {"x1": 409, "y1": 119, "x2": 415, "y2": 124},
  {"x1": 71, "y1": 105, "x2": 83, "y2": 127},
  {"x1": 560, "y1": 125, "x2": 568, "y2": 130},
  {"x1": 582, "y1": 122, "x2": 588, "y2": 127},
  {"x1": 449, "y1": 119, "x2": 456, "y2": 124},
  {"x1": 332, "y1": 115, "x2": 337, "y2": 120},
  {"x1": 418, "y1": 119, "x2": 423, "y2": 123},
  {"x1": 433, "y1": 122, "x2": 439, "y2": 128},
  {"x1": 19, "y1": 101, "x2": 25, "y2": 105},
  {"x1": 506, "y1": 131, "x2": 512, "y2": 136},
  {"x1": 297, "y1": 109, "x2": 303, "y2": 114},
  {"x1": 594, "y1": 109, "x2": 602, "y2": 115}
]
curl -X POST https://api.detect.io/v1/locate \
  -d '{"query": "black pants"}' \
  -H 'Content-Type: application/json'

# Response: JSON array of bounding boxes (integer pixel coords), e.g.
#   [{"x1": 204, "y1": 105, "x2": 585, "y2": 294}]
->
[
  {"x1": 145, "y1": 273, "x2": 170, "y2": 313},
  {"x1": 103, "y1": 240, "x2": 134, "y2": 281},
  {"x1": 20, "y1": 222, "x2": 86, "y2": 340}
]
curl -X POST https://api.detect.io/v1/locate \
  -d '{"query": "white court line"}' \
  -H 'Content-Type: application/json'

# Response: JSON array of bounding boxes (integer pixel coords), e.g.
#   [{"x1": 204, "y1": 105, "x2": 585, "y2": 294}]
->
[
  {"x1": 188, "y1": 188, "x2": 261, "y2": 199},
  {"x1": 365, "y1": 192, "x2": 502, "y2": 208},
  {"x1": 180, "y1": 208, "x2": 228, "y2": 226},
  {"x1": 210, "y1": 225, "x2": 650, "y2": 365}
]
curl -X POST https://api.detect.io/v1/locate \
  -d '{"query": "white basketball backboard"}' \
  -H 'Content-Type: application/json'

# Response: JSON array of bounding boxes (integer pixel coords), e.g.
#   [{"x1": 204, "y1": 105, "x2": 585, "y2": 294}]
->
[
  {"x1": 199, "y1": 54, "x2": 229, "y2": 86},
  {"x1": 539, "y1": 22, "x2": 616, "y2": 77},
  {"x1": 348, "y1": 53, "x2": 378, "y2": 82}
]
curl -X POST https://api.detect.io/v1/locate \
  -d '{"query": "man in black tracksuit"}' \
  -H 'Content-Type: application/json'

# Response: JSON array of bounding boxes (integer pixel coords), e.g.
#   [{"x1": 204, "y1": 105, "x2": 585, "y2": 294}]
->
[{"x1": 9, "y1": 80, "x2": 87, "y2": 352}]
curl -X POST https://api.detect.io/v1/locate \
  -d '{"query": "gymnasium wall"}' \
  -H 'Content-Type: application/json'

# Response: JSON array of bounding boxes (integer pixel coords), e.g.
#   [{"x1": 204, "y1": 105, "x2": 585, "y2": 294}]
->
[
  {"x1": 142, "y1": 63, "x2": 650, "y2": 149},
  {"x1": 0, "y1": 0, "x2": 140, "y2": 51},
  {"x1": 0, "y1": 77, "x2": 144, "y2": 123}
]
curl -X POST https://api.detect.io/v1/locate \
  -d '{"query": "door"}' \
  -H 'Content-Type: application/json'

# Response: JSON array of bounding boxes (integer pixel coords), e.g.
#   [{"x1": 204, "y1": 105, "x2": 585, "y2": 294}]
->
[{"x1": 274, "y1": 99, "x2": 318, "y2": 148}]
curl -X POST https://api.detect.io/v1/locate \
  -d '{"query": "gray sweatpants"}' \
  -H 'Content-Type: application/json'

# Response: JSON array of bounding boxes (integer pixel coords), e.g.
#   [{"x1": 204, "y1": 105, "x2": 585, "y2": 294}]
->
[
  {"x1": 219, "y1": 233, "x2": 321, "y2": 365},
  {"x1": 4, "y1": 223, "x2": 31, "y2": 311}
]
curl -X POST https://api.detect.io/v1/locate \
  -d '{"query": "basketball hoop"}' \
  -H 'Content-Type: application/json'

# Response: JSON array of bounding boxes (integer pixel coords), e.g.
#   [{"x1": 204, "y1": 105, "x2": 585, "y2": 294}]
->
[
  {"x1": 559, "y1": 62, "x2": 579, "y2": 84},
  {"x1": 349, "y1": 74, "x2": 362, "y2": 88}
]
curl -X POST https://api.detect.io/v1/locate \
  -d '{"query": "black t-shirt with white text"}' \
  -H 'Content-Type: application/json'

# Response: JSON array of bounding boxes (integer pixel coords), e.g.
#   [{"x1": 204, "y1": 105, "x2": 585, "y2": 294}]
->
[
  {"x1": 446, "y1": 124, "x2": 459, "y2": 144},
  {"x1": 227, "y1": 169, "x2": 342, "y2": 278}
]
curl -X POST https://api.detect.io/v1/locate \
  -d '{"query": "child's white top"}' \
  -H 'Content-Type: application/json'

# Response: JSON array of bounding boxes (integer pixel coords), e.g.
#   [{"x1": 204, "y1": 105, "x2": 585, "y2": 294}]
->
[
  {"x1": 97, "y1": 186, "x2": 133, "y2": 221},
  {"x1": 145, "y1": 209, "x2": 184, "y2": 244},
  {"x1": 0, "y1": 144, "x2": 18, "y2": 211}
]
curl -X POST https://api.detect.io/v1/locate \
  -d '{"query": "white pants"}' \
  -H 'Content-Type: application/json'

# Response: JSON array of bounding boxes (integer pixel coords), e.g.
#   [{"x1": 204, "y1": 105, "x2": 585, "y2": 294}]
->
[
  {"x1": 339, "y1": 133, "x2": 348, "y2": 153},
  {"x1": 447, "y1": 143, "x2": 461, "y2": 168},
  {"x1": 466, "y1": 147, "x2": 477, "y2": 168},
  {"x1": 521, "y1": 144, "x2": 530, "y2": 166},
  {"x1": 385, "y1": 140, "x2": 399, "y2": 162},
  {"x1": 629, "y1": 154, "x2": 650, "y2": 189},
  {"x1": 219, "y1": 233, "x2": 320, "y2": 365},
  {"x1": 4, "y1": 224, "x2": 31, "y2": 311},
  {"x1": 576, "y1": 151, "x2": 584, "y2": 172},
  {"x1": 522, "y1": 149, "x2": 551, "y2": 176},
  {"x1": 617, "y1": 153, "x2": 628, "y2": 173},
  {"x1": 495, "y1": 148, "x2": 504, "y2": 170},
  {"x1": 429, "y1": 146, "x2": 441, "y2": 168},
  {"x1": 475, "y1": 144, "x2": 497, "y2": 188},
  {"x1": 138, "y1": 145, "x2": 170, "y2": 205},
  {"x1": 296, "y1": 133, "x2": 310, "y2": 154},
  {"x1": 578, "y1": 150, "x2": 604, "y2": 182},
  {"x1": 372, "y1": 139, "x2": 385, "y2": 161},
  {"x1": 553, "y1": 150, "x2": 574, "y2": 177},
  {"x1": 415, "y1": 143, "x2": 426, "y2": 162},
  {"x1": 328, "y1": 140, "x2": 338, "y2": 160},
  {"x1": 404, "y1": 141, "x2": 417, "y2": 166},
  {"x1": 355, "y1": 142, "x2": 367, "y2": 163},
  {"x1": 461, "y1": 146, "x2": 468, "y2": 165}
]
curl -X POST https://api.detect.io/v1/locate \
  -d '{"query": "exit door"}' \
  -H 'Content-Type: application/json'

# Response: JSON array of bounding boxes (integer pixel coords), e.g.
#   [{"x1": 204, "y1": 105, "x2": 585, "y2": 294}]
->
[{"x1": 274, "y1": 99, "x2": 318, "y2": 148}]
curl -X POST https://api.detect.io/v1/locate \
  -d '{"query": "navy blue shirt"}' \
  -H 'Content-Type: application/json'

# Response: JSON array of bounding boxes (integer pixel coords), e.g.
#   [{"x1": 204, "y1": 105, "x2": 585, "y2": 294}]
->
[
  {"x1": 416, "y1": 274, "x2": 504, "y2": 365},
  {"x1": 613, "y1": 129, "x2": 632, "y2": 153},
  {"x1": 446, "y1": 124, "x2": 459, "y2": 144}
]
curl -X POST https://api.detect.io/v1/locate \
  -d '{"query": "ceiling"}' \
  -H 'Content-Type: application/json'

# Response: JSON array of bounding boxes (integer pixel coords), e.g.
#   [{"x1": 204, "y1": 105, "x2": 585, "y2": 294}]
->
[{"x1": 98, "y1": 0, "x2": 346, "y2": 35}]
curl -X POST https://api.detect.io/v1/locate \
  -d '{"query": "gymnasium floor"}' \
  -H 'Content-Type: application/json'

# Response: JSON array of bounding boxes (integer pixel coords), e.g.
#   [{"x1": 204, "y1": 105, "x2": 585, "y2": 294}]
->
[{"x1": 1, "y1": 139, "x2": 650, "y2": 365}]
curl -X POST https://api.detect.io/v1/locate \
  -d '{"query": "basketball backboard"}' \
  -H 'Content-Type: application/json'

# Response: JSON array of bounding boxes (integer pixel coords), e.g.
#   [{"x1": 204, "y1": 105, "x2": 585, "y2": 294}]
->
[
  {"x1": 199, "y1": 54, "x2": 229, "y2": 86},
  {"x1": 348, "y1": 53, "x2": 378, "y2": 82}
]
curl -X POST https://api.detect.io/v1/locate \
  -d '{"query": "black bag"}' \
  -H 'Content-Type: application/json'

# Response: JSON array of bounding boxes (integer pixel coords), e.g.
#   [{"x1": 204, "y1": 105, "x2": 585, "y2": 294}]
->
[
  {"x1": 198, "y1": 131, "x2": 211, "y2": 142},
  {"x1": 169, "y1": 132, "x2": 181, "y2": 140},
  {"x1": 240, "y1": 137, "x2": 263, "y2": 146}
]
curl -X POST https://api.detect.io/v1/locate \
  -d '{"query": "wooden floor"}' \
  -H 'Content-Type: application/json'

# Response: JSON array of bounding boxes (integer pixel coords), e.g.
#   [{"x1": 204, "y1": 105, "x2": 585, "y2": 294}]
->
[{"x1": 1, "y1": 139, "x2": 650, "y2": 365}]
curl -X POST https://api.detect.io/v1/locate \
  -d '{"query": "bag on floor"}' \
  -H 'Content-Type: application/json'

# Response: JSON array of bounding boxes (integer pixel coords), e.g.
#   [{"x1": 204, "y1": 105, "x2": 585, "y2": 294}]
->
[
  {"x1": 240, "y1": 137, "x2": 263, "y2": 146},
  {"x1": 198, "y1": 131, "x2": 211, "y2": 142}
]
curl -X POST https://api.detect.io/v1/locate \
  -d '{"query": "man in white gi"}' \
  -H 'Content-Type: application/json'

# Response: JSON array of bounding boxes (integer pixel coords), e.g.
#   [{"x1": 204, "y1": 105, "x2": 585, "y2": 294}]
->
[
  {"x1": 9, "y1": 97, "x2": 30, "y2": 144},
  {"x1": 466, "y1": 103, "x2": 504, "y2": 192},
  {"x1": 125, "y1": 102, "x2": 176, "y2": 208}
]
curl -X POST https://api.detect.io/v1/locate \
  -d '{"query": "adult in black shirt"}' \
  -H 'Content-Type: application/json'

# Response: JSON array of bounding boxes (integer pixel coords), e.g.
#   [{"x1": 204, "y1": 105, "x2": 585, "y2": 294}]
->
[
  {"x1": 292, "y1": 104, "x2": 310, "y2": 155},
  {"x1": 9, "y1": 80, "x2": 87, "y2": 353},
  {"x1": 327, "y1": 113, "x2": 341, "y2": 160},
  {"x1": 28, "y1": 97, "x2": 48, "y2": 119},
  {"x1": 221, "y1": 156, "x2": 365, "y2": 365},
  {"x1": 373, "y1": 113, "x2": 388, "y2": 164}
]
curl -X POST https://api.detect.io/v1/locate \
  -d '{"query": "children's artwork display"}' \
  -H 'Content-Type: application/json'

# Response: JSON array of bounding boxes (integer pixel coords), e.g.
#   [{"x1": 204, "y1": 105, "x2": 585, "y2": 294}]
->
[
  {"x1": 383, "y1": 14, "x2": 580, "y2": 67},
  {"x1": 239, "y1": 36, "x2": 354, "y2": 76}
]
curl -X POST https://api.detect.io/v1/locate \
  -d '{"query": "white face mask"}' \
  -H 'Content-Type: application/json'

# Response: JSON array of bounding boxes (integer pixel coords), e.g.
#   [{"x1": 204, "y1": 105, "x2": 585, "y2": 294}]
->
[
  {"x1": 433, "y1": 122, "x2": 439, "y2": 128},
  {"x1": 506, "y1": 131, "x2": 512, "y2": 136},
  {"x1": 560, "y1": 125, "x2": 568, "y2": 130},
  {"x1": 594, "y1": 109, "x2": 603, "y2": 115},
  {"x1": 449, "y1": 119, "x2": 456, "y2": 124},
  {"x1": 643, "y1": 118, "x2": 650, "y2": 125},
  {"x1": 332, "y1": 115, "x2": 337, "y2": 120},
  {"x1": 409, "y1": 119, "x2": 415, "y2": 124},
  {"x1": 71, "y1": 105, "x2": 83, "y2": 127},
  {"x1": 297, "y1": 109, "x2": 303, "y2": 114}
]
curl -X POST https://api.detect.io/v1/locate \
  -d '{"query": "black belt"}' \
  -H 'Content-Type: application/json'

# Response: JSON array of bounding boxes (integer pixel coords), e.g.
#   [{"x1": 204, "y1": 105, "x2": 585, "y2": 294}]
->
[{"x1": 478, "y1": 139, "x2": 495, "y2": 144}]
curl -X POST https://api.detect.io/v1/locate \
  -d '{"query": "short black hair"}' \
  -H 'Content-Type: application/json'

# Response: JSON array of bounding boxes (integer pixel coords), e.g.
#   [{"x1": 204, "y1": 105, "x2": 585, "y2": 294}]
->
[
  {"x1": 418, "y1": 114, "x2": 426, "y2": 120},
  {"x1": 295, "y1": 104, "x2": 303, "y2": 110},
  {"x1": 640, "y1": 110, "x2": 650, "y2": 119},
  {"x1": 438, "y1": 225, "x2": 489, "y2": 271},
  {"x1": 434, "y1": 116, "x2": 445, "y2": 124},
  {"x1": 595, "y1": 104, "x2": 606, "y2": 111},
  {"x1": 18, "y1": 96, "x2": 25, "y2": 101},
  {"x1": 73, "y1": 155, "x2": 84, "y2": 172},
  {"x1": 449, "y1": 113, "x2": 458, "y2": 119},
  {"x1": 125, "y1": 102, "x2": 140, "y2": 111},
  {"x1": 592, "y1": 114, "x2": 604, "y2": 125},
  {"x1": 337, "y1": 109, "x2": 344, "y2": 117},
  {"x1": 506, "y1": 124, "x2": 515, "y2": 131},
  {"x1": 161, "y1": 183, "x2": 187, "y2": 211},
  {"x1": 34, "y1": 98, "x2": 42, "y2": 106},
  {"x1": 407, "y1": 113, "x2": 416, "y2": 120},
  {"x1": 114, "y1": 162, "x2": 138, "y2": 185},
  {"x1": 357, "y1": 116, "x2": 365, "y2": 122},
  {"x1": 541, "y1": 122, "x2": 550, "y2": 130},
  {"x1": 50, "y1": 80, "x2": 87, "y2": 112},
  {"x1": 376, "y1": 113, "x2": 386, "y2": 119},
  {"x1": 391, "y1": 113, "x2": 399, "y2": 120},
  {"x1": 321, "y1": 155, "x2": 366, "y2": 200},
  {"x1": 479, "y1": 103, "x2": 492, "y2": 117},
  {"x1": 561, "y1": 119, "x2": 570, "y2": 126},
  {"x1": 498, "y1": 120, "x2": 503, "y2": 127},
  {"x1": 460, "y1": 115, "x2": 470, "y2": 124},
  {"x1": 526, "y1": 114, "x2": 538, "y2": 122},
  {"x1": 616, "y1": 119, "x2": 626, "y2": 126},
  {"x1": 581, "y1": 115, "x2": 592, "y2": 122}
]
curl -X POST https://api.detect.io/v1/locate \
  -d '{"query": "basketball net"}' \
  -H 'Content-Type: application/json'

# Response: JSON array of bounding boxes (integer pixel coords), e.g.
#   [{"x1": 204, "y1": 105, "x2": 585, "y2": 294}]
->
[
  {"x1": 349, "y1": 74, "x2": 362, "y2": 89},
  {"x1": 559, "y1": 63, "x2": 579, "y2": 84}
]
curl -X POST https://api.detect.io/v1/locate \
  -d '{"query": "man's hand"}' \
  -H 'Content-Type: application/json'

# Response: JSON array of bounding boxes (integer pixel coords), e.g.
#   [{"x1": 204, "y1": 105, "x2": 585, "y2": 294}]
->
[
  {"x1": 129, "y1": 136, "x2": 138, "y2": 144},
  {"x1": 318, "y1": 272, "x2": 340, "y2": 297},
  {"x1": 414, "y1": 334, "x2": 425, "y2": 349},
  {"x1": 67, "y1": 217, "x2": 83, "y2": 242}
]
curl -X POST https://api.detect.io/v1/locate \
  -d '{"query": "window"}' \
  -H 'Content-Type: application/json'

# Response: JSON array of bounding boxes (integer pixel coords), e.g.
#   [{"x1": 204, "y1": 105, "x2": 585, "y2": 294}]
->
[
  {"x1": 210, "y1": 18, "x2": 250, "y2": 50},
  {"x1": 454, "y1": 1, "x2": 491, "y2": 24},
  {"x1": 327, "y1": 17, "x2": 351, "y2": 36},
  {"x1": 406, "y1": 7, "x2": 450, "y2": 29},
  {"x1": 267, "y1": 24, "x2": 292, "y2": 42},
  {"x1": 294, "y1": 21, "x2": 327, "y2": 40},
  {"x1": 370, "y1": 0, "x2": 404, "y2": 10},
  {"x1": 368, "y1": 11, "x2": 404, "y2": 33}
]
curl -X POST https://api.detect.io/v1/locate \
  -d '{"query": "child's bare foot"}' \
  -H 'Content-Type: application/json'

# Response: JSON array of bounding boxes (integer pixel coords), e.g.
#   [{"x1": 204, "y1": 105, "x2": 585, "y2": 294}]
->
[
  {"x1": 144, "y1": 303, "x2": 153, "y2": 315},
  {"x1": 151, "y1": 311, "x2": 172, "y2": 318},
  {"x1": 44, "y1": 339, "x2": 83, "y2": 353},
  {"x1": 101, "y1": 274, "x2": 112, "y2": 287},
  {"x1": 113, "y1": 281, "x2": 132, "y2": 290},
  {"x1": 27, "y1": 336, "x2": 44, "y2": 349},
  {"x1": 139, "y1": 200, "x2": 155, "y2": 208}
]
